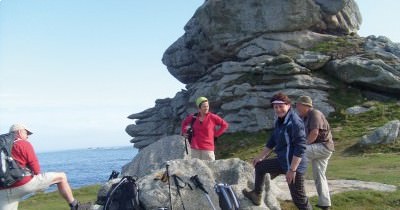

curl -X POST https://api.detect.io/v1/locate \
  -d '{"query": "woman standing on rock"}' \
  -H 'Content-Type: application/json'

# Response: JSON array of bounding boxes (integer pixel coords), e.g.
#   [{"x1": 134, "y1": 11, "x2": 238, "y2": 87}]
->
[
  {"x1": 181, "y1": 96, "x2": 228, "y2": 161},
  {"x1": 243, "y1": 92, "x2": 312, "y2": 210}
]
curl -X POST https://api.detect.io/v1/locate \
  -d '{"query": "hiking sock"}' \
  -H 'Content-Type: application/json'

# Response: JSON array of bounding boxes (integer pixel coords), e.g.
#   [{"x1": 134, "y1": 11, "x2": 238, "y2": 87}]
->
[{"x1": 69, "y1": 199, "x2": 78, "y2": 208}]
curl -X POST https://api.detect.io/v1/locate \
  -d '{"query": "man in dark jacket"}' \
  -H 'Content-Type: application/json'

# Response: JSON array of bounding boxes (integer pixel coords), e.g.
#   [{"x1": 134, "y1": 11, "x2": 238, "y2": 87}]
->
[{"x1": 242, "y1": 93, "x2": 312, "y2": 210}]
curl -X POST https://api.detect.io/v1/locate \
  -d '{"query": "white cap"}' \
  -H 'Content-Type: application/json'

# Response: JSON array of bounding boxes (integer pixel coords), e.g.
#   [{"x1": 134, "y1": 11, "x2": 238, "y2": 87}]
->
[{"x1": 9, "y1": 124, "x2": 33, "y2": 135}]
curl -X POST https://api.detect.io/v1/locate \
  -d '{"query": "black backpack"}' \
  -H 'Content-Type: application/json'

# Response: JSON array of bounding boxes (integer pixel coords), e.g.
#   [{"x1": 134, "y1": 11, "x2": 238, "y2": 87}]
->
[
  {"x1": 187, "y1": 113, "x2": 198, "y2": 144},
  {"x1": 103, "y1": 176, "x2": 144, "y2": 210},
  {"x1": 214, "y1": 183, "x2": 240, "y2": 210},
  {"x1": 0, "y1": 133, "x2": 30, "y2": 188}
]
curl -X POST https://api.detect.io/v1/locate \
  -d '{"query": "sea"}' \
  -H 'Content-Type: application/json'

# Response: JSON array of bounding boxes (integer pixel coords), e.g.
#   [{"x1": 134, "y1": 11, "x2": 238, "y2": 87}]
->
[{"x1": 37, "y1": 146, "x2": 138, "y2": 191}]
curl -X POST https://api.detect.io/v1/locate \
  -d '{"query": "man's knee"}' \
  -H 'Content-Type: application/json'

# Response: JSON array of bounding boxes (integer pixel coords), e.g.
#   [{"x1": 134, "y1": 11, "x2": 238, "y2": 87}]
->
[{"x1": 52, "y1": 172, "x2": 68, "y2": 184}]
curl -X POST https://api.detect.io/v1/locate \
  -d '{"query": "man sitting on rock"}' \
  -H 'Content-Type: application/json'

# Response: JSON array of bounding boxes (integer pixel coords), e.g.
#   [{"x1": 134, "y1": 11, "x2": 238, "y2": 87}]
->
[
  {"x1": 0, "y1": 124, "x2": 86, "y2": 210},
  {"x1": 181, "y1": 96, "x2": 229, "y2": 160}
]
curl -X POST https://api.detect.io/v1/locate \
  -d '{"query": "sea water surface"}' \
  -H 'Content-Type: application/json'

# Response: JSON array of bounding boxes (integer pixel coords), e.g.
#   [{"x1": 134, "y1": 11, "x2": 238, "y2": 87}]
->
[{"x1": 37, "y1": 146, "x2": 137, "y2": 190}]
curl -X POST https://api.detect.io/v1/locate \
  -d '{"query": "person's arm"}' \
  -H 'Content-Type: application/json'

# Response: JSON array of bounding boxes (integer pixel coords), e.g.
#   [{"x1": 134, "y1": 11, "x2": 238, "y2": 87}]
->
[
  {"x1": 181, "y1": 115, "x2": 192, "y2": 137},
  {"x1": 252, "y1": 147, "x2": 273, "y2": 167},
  {"x1": 286, "y1": 155, "x2": 302, "y2": 184},
  {"x1": 306, "y1": 110, "x2": 323, "y2": 144},
  {"x1": 286, "y1": 119, "x2": 307, "y2": 184},
  {"x1": 307, "y1": 128, "x2": 319, "y2": 144},
  {"x1": 22, "y1": 141, "x2": 40, "y2": 174},
  {"x1": 213, "y1": 115, "x2": 229, "y2": 137}
]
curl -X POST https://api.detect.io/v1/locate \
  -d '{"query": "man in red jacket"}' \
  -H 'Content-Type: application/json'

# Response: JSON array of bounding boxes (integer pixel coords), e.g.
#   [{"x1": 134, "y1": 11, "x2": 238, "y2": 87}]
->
[
  {"x1": 181, "y1": 97, "x2": 229, "y2": 160},
  {"x1": 0, "y1": 124, "x2": 81, "y2": 210}
]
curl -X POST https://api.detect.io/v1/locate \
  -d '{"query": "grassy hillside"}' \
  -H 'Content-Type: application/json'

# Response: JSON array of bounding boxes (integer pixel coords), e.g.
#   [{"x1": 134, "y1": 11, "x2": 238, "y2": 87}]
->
[{"x1": 20, "y1": 87, "x2": 399, "y2": 209}]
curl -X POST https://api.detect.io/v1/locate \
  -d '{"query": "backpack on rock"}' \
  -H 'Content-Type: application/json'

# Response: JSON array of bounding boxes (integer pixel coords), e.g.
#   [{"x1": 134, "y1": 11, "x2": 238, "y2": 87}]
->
[
  {"x1": 214, "y1": 183, "x2": 240, "y2": 210},
  {"x1": 103, "y1": 176, "x2": 144, "y2": 210},
  {"x1": 0, "y1": 133, "x2": 30, "y2": 187}
]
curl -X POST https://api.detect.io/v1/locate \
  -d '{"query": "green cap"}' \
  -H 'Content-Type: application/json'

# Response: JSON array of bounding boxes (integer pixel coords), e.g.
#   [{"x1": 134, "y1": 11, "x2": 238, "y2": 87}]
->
[
  {"x1": 195, "y1": 96, "x2": 208, "y2": 107},
  {"x1": 296, "y1": 95, "x2": 313, "y2": 107}
]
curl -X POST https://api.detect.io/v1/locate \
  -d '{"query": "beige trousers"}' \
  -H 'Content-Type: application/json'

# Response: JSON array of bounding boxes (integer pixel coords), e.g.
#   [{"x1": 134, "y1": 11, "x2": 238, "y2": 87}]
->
[
  {"x1": 0, "y1": 172, "x2": 57, "y2": 210},
  {"x1": 306, "y1": 143, "x2": 333, "y2": 207},
  {"x1": 191, "y1": 149, "x2": 215, "y2": 161}
]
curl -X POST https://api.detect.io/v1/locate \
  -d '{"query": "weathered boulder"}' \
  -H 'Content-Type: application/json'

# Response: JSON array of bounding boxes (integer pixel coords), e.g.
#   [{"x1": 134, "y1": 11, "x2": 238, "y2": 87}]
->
[
  {"x1": 359, "y1": 120, "x2": 400, "y2": 145},
  {"x1": 325, "y1": 56, "x2": 400, "y2": 94},
  {"x1": 163, "y1": 0, "x2": 361, "y2": 84},
  {"x1": 126, "y1": 92, "x2": 191, "y2": 149},
  {"x1": 101, "y1": 158, "x2": 281, "y2": 210},
  {"x1": 345, "y1": 105, "x2": 375, "y2": 115},
  {"x1": 295, "y1": 51, "x2": 331, "y2": 70},
  {"x1": 121, "y1": 135, "x2": 190, "y2": 178}
]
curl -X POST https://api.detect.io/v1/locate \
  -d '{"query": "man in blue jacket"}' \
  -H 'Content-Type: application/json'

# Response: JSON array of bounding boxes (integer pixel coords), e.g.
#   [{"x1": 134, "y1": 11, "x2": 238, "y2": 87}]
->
[{"x1": 243, "y1": 92, "x2": 312, "y2": 210}]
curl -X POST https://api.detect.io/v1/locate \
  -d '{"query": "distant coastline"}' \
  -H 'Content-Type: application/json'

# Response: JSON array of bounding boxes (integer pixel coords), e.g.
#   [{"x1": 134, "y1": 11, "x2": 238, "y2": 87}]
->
[{"x1": 37, "y1": 145, "x2": 134, "y2": 154}]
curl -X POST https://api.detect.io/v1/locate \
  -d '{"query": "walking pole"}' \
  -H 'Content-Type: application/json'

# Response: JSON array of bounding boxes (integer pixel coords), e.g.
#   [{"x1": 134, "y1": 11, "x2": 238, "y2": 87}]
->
[
  {"x1": 166, "y1": 162, "x2": 173, "y2": 210},
  {"x1": 190, "y1": 175, "x2": 217, "y2": 210},
  {"x1": 172, "y1": 174, "x2": 192, "y2": 210}
]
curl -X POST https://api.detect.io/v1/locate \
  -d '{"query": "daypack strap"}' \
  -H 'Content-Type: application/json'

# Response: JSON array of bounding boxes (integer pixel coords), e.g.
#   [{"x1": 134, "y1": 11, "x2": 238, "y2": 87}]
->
[
  {"x1": 189, "y1": 113, "x2": 198, "y2": 136},
  {"x1": 190, "y1": 113, "x2": 198, "y2": 127},
  {"x1": 11, "y1": 139, "x2": 32, "y2": 177},
  {"x1": 186, "y1": 113, "x2": 199, "y2": 146}
]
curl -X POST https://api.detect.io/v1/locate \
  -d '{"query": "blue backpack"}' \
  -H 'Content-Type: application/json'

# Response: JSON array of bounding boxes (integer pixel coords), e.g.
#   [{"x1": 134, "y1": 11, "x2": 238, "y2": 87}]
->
[{"x1": 214, "y1": 183, "x2": 240, "y2": 210}]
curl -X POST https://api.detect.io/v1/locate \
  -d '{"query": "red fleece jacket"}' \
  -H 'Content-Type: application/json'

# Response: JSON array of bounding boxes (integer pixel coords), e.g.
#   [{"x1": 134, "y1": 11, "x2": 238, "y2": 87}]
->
[
  {"x1": 2, "y1": 139, "x2": 40, "y2": 189},
  {"x1": 181, "y1": 112, "x2": 228, "y2": 151}
]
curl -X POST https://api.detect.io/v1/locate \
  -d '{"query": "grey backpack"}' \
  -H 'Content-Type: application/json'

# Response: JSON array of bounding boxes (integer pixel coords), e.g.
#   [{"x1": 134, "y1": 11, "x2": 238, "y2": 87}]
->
[{"x1": 0, "y1": 133, "x2": 29, "y2": 187}]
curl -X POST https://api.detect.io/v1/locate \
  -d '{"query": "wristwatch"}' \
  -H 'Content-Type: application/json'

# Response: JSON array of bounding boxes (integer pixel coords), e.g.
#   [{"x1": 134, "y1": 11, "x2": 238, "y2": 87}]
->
[{"x1": 290, "y1": 168, "x2": 297, "y2": 172}]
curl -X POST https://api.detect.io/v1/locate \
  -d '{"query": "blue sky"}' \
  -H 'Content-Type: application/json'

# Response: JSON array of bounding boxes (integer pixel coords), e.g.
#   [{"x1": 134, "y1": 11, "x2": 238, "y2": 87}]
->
[{"x1": 0, "y1": 0, "x2": 399, "y2": 152}]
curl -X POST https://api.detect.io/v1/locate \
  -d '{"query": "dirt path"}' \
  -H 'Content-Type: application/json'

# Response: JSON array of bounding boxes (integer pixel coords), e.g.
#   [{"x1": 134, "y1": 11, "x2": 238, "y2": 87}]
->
[{"x1": 272, "y1": 176, "x2": 397, "y2": 201}]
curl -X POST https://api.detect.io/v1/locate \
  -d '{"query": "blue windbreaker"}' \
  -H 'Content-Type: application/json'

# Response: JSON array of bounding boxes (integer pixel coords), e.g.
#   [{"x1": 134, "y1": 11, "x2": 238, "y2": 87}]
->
[{"x1": 266, "y1": 109, "x2": 308, "y2": 174}]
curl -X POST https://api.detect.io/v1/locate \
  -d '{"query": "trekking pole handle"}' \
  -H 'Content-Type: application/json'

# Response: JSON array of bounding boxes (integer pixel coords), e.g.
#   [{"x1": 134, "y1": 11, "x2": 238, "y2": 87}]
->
[{"x1": 190, "y1": 175, "x2": 208, "y2": 194}]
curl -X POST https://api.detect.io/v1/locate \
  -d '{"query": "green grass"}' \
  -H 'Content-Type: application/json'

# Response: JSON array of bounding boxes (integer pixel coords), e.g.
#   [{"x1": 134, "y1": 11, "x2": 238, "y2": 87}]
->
[
  {"x1": 19, "y1": 185, "x2": 100, "y2": 210},
  {"x1": 281, "y1": 190, "x2": 400, "y2": 210},
  {"x1": 215, "y1": 131, "x2": 271, "y2": 161},
  {"x1": 308, "y1": 36, "x2": 364, "y2": 58},
  {"x1": 327, "y1": 153, "x2": 400, "y2": 186}
]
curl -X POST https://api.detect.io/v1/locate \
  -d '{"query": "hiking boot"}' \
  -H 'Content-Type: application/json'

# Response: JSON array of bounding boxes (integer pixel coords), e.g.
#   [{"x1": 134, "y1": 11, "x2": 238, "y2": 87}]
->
[
  {"x1": 242, "y1": 189, "x2": 262, "y2": 206},
  {"x1": 70, "y1": 203, "x2": 79, "y2": 210},
  {"x1": 316, "y1": 204, "x2": 331, "y2": 210},
  {"x1": 70, "y1": 202, "x2": 92, "y2": 210},
  {"x1": 77, "y1": 202, "x2": 92, "y2": 210}
]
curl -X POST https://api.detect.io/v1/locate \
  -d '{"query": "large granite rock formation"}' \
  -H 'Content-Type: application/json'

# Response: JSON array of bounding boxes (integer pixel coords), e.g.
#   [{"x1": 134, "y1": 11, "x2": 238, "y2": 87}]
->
[{"x1": 126, "y1": 0, "x2": 400, "y2": 149}]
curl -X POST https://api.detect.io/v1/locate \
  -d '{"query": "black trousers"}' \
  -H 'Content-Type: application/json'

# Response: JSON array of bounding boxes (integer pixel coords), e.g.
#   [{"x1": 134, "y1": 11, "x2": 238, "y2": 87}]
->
[{"x1": 254, "y1": 158, "x2": 312, "y2": 210}]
